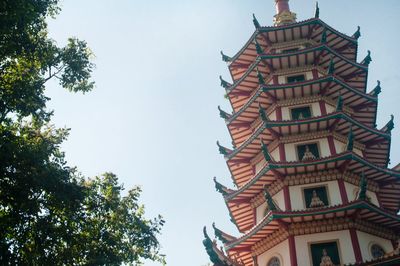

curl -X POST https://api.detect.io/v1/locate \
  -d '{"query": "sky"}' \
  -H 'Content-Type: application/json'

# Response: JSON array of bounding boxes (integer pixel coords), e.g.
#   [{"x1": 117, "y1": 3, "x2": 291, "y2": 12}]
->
[{"x1": 46, "y1": 1, "x2": 400, "y2": 265}]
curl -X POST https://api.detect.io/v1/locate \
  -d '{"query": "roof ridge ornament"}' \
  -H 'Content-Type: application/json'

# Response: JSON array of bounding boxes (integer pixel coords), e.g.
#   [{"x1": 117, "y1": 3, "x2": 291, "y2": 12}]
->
[
  {"x1": 353, "y1": 26, "x2": 361, "y2": 40},
  {"x1": 220, "y1": 51, "x2": 232, "y2": 62},
  {"x1": 362, "y1": 50, "x2": 372, "y2": 66},
  {"x1": 261, "y1": 139, "x2": 272, "y2": 161},
  {"x1": 212, "y1": 223, "x2": 230, "y2": 244},
  {"x1": 357, "y1": 172, "x2": 367, "y2": 201},
  {"x1": 256, "y1": 68, "x2": 265, "y2": 84},
  {"x1": 321, "y1": 27, "x2": 327, "y2": 43},
  {"x1": 346, "y1": 126, "x2": 354, "y2": 152},
  {"x1": 219, "y1": 76, "x2": 231, "y2": 89},
  {"x1": 385, "y1": 115, "x2": 395, "y2": 133},
  {"x1": 214, "y1": 177, "x2": 230, "y2": 196},
  {"x1": 315, "y1": 2, "x2": 320, "y2": 18},
  {"x1": 371, "y1": 80, "x2": 382, "y2": 96},
  {"x1": 254, "y1": 38, "x2": 264, "y2": 55},
  {"x1": 203, "y1": 227, "x2": 227, "y2": 265},
  {"x1": 217, "y1": 141, "x2": 229, "y2": 156},
  {"x1": 218, "y1": 106, "x2": 231, "y2": 120},
  {"x1": 328, "y1": 57, "x2": 335, "y2": 75},
  {"x1": 253, "y1": 14, "x2": 261, "y2": 29},
  {"x1": 259, "y1": 103, "x2": 269, "y2": 122},
  {"x1": 336, "y1": 95, "x2": 344, "y2": 112},
  {"x1": 264, "y1": 185, "x2": 278, "y2": 211}
]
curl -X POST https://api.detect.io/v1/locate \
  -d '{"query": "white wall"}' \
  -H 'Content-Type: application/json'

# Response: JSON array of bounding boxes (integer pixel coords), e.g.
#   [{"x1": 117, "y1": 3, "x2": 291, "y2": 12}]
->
[
  {"x1": 289, "y1": 181, "x2": 342, "y2": 211},
  {"x1": 271, "y1": 147, "x2": 280, "y2": 162},
  {"x1": 269, "y1": 110, "x2": 277, "y2": 121},
  {"x1": 257, "y1": 239, "x2": 290, "y2": 266},
  {"x1": 256, "y1": 202, "x2": 267, "y2": 224},
  {"x1": 357, "y1": 231, "x2": 393, "y2": 261},
  {"x1": 344, "y1": 182, "x2": 379, "y2": 206},
  {"x1": 325, "y1": 102, "x2": 335, "y2": 114},
  {"x1": 295, "y1": 230, "x2": 356, "y2": 266},
  {"x1": 284, "y1": 138, "x2": 330, "y2": 162}
]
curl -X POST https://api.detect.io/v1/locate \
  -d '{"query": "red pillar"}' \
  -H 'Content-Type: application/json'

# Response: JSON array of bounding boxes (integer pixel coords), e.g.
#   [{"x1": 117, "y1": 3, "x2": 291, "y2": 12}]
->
[
  {"x1": 276, "y1": 106, "x2": 283, "y2": 120},
  {"x1": 338, "y1": 179, "x2": 349, "y2": 204},
  {"x1": 283, "y1": 186, "x2": 292, "y2": 211},
  {"x1": 312, "y1": 68, "x2": 319, "y2": 79},
  {"x1": 288, "y1": 235, "x2": 298, "y2": 266},
  {"x1": 253, "y1": 207, "x2": 257, "y2": 226},
  {"x1": 327, "y1": 136, "x2": 337, "y2": 155},
  {"x1": 279, "y1": 143, "x2": 286, "y2": 162},
  {"x1": 319, "y1": 100, "x2": 327, "y2": 115},
  {"x1": 272, "y1": 75, "x2": 279, "y2": 85},
  {"x1": 349, "y1": 228, "x2": 363, "y2": 263}
]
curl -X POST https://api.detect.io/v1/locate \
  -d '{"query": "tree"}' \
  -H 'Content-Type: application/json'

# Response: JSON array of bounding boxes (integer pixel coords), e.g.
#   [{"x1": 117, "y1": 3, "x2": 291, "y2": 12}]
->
[{"x1": 0, "y1": 1, "x2": 165, "y2": 265}]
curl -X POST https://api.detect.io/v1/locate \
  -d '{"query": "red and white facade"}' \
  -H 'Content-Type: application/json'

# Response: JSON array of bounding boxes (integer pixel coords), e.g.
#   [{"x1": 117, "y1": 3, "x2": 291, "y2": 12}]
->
[{"x1": 203, "y1": 1, "x2": 400, "y2": 266}]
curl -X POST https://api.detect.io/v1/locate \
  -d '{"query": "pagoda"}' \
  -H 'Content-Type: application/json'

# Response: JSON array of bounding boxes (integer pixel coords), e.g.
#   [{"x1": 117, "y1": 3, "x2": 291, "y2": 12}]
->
[{"x1": 203, "y1": 1, "x2": 400, "y2": 266}]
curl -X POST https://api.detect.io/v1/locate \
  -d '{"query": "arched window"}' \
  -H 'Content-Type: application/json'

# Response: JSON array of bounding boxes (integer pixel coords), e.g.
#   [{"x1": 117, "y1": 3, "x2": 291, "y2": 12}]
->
[
  {"x1": 371, "y1": 244, "x2": 385, "y2": 259},
  {"x1": 267, "y1": 256, "x2": 280, "y2": 266}
]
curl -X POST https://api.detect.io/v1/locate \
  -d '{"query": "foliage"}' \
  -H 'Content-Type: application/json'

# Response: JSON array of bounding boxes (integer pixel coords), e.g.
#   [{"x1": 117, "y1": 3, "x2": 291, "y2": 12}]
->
[
  {"x1": 78, "y1": 174, "x2": 165, "y2": 265},
  {"x1": 0, "y1": 0, "x2": 164, "y2": 265}
]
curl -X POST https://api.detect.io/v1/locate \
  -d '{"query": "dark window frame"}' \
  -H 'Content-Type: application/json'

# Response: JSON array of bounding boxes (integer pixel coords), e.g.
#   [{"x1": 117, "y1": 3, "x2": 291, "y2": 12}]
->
[
  {"x1": 309, "y1": 240, "x2": 342, "y2": 266},
  {"x1": 296, "y1": 142, "x2": 320, "y2": 161},
  {"x1": 282, "y1": 47, "x2": 300, "y2": 54},
  {"x1": 303, "y1": 185, "x2": 330, "y2": 209},
  {"x1": 290, "y1": 105, "x2": 312, "y2": 120},
  {"x1": 287, "y1": 74, "x2": 306, "y2": 83}
]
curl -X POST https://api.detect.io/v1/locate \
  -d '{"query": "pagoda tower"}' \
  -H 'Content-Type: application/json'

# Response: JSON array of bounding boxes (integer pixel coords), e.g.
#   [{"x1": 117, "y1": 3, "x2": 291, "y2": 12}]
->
[{"x1": 203, "y1": 1, "x2": 400, "y2": 266}]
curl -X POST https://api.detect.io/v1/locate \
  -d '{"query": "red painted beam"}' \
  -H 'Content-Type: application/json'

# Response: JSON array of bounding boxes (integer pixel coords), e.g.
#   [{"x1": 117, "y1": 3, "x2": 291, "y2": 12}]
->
[
  {"x1": 276, "y1": 106, "x2": 283, "y2": 120},
  {"x1": 338, "y1": 179, "x2": 349, "y2": 204},
  {"x1": 327, "y1": 136, "x2": 337, "y2": 155},
  {"x1": 288, "y1": 235, "x2": 298, "y2": 266},
  {"x1": 279, "y1": 143, "x2": 286, "y2": 162},
  {"x1": 319, "y1": 100, "x2": 327, "y2": 115},
  {"x1": 283, "y1": 186, "x2": 292, "y2": 211},
  {"x1": 349, "y1": 228, "x2": 363, "y2": 263}
]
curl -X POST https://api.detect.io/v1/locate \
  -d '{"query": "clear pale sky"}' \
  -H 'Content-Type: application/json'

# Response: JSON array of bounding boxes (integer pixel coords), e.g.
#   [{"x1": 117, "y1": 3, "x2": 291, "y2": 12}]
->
[{"x1": 46, "y1": 1, "x2": 400, "y2": 265}]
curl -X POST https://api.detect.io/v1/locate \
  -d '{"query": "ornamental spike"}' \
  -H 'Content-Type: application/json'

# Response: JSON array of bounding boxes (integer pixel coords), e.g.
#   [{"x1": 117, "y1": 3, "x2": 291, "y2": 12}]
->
[
  {"x1": 220, "y1": 51, "x2": 231, "y2": 62},
  {"x1": 328, "y1": 57, "x2": 335, "y2": 74},
  {"x1": 386, "y1": 115, "x2": 395, "y2": 133},
  {"x1": 357, "y1": 172, "x2": 367, "y2": 201},
  {"x1": 321, "y1": 27, "x2": 327, "y2": 43},
  {"x1": 363, "y1": 50, "x2": 372, "y2": 66},
  {"x1": 218, "y1": 106, "x2": 230, "y2": 120},
  {"x1": 353, "y1": 26, "x2": 361, "y2": 40},
  {"x1": 259, "y1": 103, "x2": 268, "y2": 122},
  {"x1": 203, "y1": 226, "x2": 209, "y2": 239},
  {"x1": 202, "y1": 226, "x2": 223, "y2": 265},
  {"x1": 256, "y1": 68, "x2": 265, "y2": 84},
  {"x1": 219, "y1": 75, "x2": 230, "y2": 89},
  {"x1": 346, "y1": 126, "x2": 354, "y2": 152},
  {"x1": 260, "y1": 139, "x2": 271, "y2": 161},
  {"x1": 213, "y1": 177, "x2": 228, "y2": 196},
  {"x1": 372, "y1": 80, "x2": 381, "y2": 96},
  {"x1": 212, "y1": 223, "x2": 229, "y2": 244},
  {"x1": 264, "y1": 185, "x2": 277, "y2": 211},
  {"x1": 254, "y1": 38, "x2": 264, "y2": 55},
  {"x1": 253, "y1": 14, "x2": 261, "y2": 29},
  {"x1": 315, "y1": 2, "x2": 320, "y2": 18},
  {"x1": 336, "y1": 95, "x2": 343, "y2": 112},
  {"x1": 216, "y1": 141, "x2": 228, "y2": 156}
]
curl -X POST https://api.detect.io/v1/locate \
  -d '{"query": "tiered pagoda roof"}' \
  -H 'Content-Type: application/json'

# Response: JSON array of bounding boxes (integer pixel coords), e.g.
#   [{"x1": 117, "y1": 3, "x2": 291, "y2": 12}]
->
[{"x1": 204, "y1": 2, "x2": 400, "y2": 266}]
